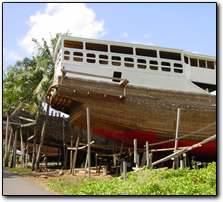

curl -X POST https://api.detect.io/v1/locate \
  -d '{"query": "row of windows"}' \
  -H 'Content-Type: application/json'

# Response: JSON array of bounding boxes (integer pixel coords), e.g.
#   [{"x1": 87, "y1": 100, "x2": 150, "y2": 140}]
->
[
  {"x1": 63, "y1": 51, "x2": 183, "y2": 73},
  {"x1": 63, "y1": 40, "x2": 181, "y2": 61},
  {"x1": 63, "y1": 40, "x2": 216, "y2": 70},
  {"x1": 184, "y1": 56, "x2": 215, "y2": 69}
]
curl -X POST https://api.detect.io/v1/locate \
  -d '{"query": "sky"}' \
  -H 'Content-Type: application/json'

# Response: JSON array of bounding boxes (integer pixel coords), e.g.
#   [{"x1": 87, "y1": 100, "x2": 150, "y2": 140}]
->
[{"x1": 3, "y1": 2, "x2": 216, "y2": 72}]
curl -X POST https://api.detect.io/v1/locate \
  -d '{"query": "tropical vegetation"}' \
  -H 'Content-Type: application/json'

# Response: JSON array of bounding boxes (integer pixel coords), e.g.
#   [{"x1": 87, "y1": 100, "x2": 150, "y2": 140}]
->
[
  {"x1": 47, "y1": 162, "x2": 216, "y2": 195},
  {"x1": 3, "y1": 33, "x2": 69, "y2": 169}
]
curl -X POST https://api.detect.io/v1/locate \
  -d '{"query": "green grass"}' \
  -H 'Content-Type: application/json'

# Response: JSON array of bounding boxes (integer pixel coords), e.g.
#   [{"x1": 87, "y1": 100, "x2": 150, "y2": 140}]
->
[
  {"x1": 4, "y1": 166, "x2": 31, "y2": 173},
  {"x1": 47, "y1": 162, "x2": 216, "y2": 195}
]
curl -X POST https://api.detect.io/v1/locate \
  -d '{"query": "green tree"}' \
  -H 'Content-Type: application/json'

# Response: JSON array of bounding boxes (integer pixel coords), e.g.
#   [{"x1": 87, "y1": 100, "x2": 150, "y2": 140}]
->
[{"x1": 3, "y1": 33, "x2": 69, "y2": 169}]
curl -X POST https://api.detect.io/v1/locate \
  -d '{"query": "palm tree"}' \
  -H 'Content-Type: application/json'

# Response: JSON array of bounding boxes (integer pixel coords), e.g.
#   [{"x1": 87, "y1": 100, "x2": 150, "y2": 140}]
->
[{"x1": 3, "y1": 32, "x2": 70, "y2": 169}]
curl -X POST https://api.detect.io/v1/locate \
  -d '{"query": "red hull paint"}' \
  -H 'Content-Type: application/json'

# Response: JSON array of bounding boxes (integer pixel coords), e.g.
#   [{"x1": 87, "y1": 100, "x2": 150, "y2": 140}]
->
[{"x1": 93, "y1": 129, "x2": 216, "y2": 157}]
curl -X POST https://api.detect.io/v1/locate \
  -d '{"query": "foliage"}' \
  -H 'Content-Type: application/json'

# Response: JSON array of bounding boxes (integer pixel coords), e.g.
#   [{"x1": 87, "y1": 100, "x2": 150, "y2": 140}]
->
[
  {"x1": 47, "y1": 162, "x2": 216, "y2": 195},
  {"x1": 3, "y1": 33, "x2": 69, "y2": 116},
  {"x1": 4, "y1": 166, "x2": 31, "y2": 173}
]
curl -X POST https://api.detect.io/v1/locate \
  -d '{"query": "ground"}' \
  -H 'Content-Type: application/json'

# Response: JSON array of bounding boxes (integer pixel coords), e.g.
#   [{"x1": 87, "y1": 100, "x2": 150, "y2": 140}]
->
[{"x1": 16, "y1": 168, "x2": 115, "y2": 195}]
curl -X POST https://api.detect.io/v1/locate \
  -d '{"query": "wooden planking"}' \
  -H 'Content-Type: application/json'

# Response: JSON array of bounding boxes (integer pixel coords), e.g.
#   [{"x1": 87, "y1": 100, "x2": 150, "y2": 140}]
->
[
  {"x1": 47, "y1": 76, "x2": 216, "y2": 142},
  {"x1": 57, "y1": 86, "x2": 215, "y2": 137}
]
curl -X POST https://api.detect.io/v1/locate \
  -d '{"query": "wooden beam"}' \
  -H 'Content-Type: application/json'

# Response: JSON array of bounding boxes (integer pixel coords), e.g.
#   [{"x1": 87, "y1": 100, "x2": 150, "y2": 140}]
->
[
  {"x1": 119, "y1": 79, "x2": 129, "y2": 87},
  {"x1": 12, "y1": 129, "x2": 18, "y2": 168},
  {"x1": 146, "y1": 141, "x2": 149, "y2": 167},
  {"x1": 173, "y1": 108, "x2": 181, "y2": 169},
  {"x1": 71, "y1": 134, "x2": 80, "y2": 175},
  {"x1": 19, "y1": 119, "x2": 25, "y2": 168},
  {"x1": 62, "y1": 68, "x2": 129, "y2": 84},
  {"x1": 20, "y1": 122, "x2": 36, "y2": 128},
  {"x1": 86, "y1": 107, "x2": 91, "y2": 178},
  {"x1": 18, "y1": 116, "x2": 35, "y2": 123},
  {"x1": 67, "y1": 141, "x2": 94, "y2": 150},
  {"x1": 27, "y1": 135, "x2": 35, "y2": 142},
  {"x1": 152, "y1": 134, "x2": 216, "y2": 167}
]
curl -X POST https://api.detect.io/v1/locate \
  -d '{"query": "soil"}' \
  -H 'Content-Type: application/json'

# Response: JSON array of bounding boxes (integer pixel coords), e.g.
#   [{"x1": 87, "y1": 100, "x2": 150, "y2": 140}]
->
[{"x1": 18, "y1": 168, "x2": 117, "y2": 195}]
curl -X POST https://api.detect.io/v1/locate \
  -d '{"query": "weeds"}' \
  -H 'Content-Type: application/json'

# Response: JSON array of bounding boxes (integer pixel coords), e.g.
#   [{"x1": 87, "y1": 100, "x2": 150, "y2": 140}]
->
[{"x1": 47, "y1": 162, "x2": 216, "y2": 195}]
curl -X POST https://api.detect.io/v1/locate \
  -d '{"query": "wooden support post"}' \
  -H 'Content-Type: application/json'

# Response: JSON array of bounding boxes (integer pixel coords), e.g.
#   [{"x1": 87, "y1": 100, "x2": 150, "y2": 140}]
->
[
  {"x1": 70, "y1": 126, "x2": 74, "y2": 169},
  {"x1": 84, "y1": 152, "x2": 89, "y2": 178},
  {"x1": 62, "y1": 118, "x2": 66, "y2": 169},
  {"x1": 12, "y1": 129, "x2": 18, "y2": 168},
  {"x1": 6, "y1": 128, "x2": 13, "y2": 167},
  {"x1": 180, "y1": 156, "x2": 184, "y2": 170},
  {"x1": 3, "y1": 114, "x2": 10, "y2": 167},
  {"x1": 149, "y1": 153, "x2": 153, "y2": 170},
  {"x1": 203, "y1": 162, "x2": 207, "y2": 168},
  {"x1": 134, "y1": 139, "x2": 137, "y2": 166},
  {"x1": 19, "y1": 120, "x2": 25, "y2": 168},
  {"x1": 86, "y1": 107, "x2": 91, "y2": 178},
  {"x1": 31, "y1": 113, "x2": 38, "y2": 171},
  {"x1": 26, "y1": 132, "x2": 29, "y2": 168},
  {"x1": 146, "y1": 141, "x2": 149, "y2": 167},
  {"x1": 183, "y1": 153, "x2": 187, "y2": 168},
  {"x1": 95, "y1": 154, "x2": 98, "y2": 173},
  {"x1": 173, "y1": 108, "x2": 181, "y2": 169},
  {"x1": 123, "y1": 161, "x2": 127, "y2": 182},
  {"x1": 71, "y1": 133, "x2": 80, "y2": 175}
]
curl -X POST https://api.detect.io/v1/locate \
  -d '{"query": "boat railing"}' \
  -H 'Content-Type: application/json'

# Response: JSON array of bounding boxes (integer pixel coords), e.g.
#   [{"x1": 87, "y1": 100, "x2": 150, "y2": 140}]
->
[{"x1": 56, "y1": 46, "x2": 185, "y2": 75}]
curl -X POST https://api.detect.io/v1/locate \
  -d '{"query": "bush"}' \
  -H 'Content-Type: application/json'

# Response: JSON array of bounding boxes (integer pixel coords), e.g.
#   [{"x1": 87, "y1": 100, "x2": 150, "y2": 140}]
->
[{"x1": 47, "y1": 162, "x2": 216, "y2": 195}]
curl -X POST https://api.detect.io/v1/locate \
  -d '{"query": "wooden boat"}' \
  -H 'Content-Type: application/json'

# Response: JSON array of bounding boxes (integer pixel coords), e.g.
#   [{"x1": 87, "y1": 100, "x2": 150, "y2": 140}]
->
[{"x1": 46, "y1": 36, "x2": 216, "y2": 157}]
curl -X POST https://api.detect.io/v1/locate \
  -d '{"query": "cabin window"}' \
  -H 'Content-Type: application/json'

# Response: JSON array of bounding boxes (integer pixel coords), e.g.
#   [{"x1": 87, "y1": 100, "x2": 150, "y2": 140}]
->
[
  {"x1": 136, "y1": 48, "x2": 157, "y2": 58},
  {"x1": 99, "y1": 55, "x2": 108, "y2": 65},
  {"x1": 174, "y1": 69, "x2": 183, "y2": 73},
  {"x1": 64, "y1": 50, "x2": 70, "y2": 60},
  {"x1": 111, "y1": 45, "x2": 133, "y2": 55},
  {"x1": 64, "y1": 56, "x2": 70, "y2": 60},
  {"x1": 174, "y1": 63, "x2": 183, "y2": 68},
  {"x1": 150, "y1": 66, "x2": 158, "y2": 71},
  {"x1": 150, "y1": 60, "x2": 158, "y2": 70},
  {"x1": 190, "y1": 58, "x2": 198, "y2": 67},
  {"x1": 86, "y1": 42, "x2": 108, "y2": 52},
  {"x1": 207, "y1": 61, "x2": 215, "y2": 69},
  {"x1": 64, "y1": 40, "x2": 83, "y2": 49},
  {"x1": 137, "y1": 59, "x2": 146, "y2": 69},
  {"x1": 150, "y1": 60, "x2": 158, "y2": 65},
  {"x1": 86, "y1": 53, "x2": 95, "y2": 63},
  {"x1": 184, "y1": 56, "x2": 189, "y2": 64},
  {"x1": 113, "y1": 71, "x2": 122, "y2": 82},
  {"x1": 161, "y1": 62, "x2": 170, "y2": 66},
  {"x1": 73, "y1": 52, "x2": 83, "y2": 62},
  {"x1": 199, "y1": 60, "x2": 206, "y2": 68},
  {"x1": 160, "y1": 51, "x2": 181, "y2": 61},
  {"x1": 124, "y1": 57, "x2": 134, "y2": 68},
  {"x1": 162, "y1": 67, "x2": 171, "y2": 72},
  {"x1": 112, "y1": 56, "x2": 121, "y2": 66}
]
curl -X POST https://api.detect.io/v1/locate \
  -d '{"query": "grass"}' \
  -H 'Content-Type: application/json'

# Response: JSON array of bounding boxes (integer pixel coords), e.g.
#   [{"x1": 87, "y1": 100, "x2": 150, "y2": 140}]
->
[
  {"x1": 4, "y1": 166, "x2": 31, "y2": 173},
  {"x1": 47, "y1": 162, "x2": 216, "y2": 195}
]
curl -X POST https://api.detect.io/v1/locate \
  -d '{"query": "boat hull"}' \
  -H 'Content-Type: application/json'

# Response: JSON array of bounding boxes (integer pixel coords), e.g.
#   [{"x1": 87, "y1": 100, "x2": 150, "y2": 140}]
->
[
  {"x1": 47, "y1": 76, "x2": 216, "y2": 157},
  {"x1": 93, "y1": 129, "x2": 216, "y2": 157}
]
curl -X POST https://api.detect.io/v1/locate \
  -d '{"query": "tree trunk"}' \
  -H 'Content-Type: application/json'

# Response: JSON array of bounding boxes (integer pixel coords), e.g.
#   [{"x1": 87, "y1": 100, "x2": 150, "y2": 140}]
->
[
  {"x1": 3, "y1": 114, "x2": 10, "y2": 167},
  {"x1": 31, "y1": 113, "x2": 38, "y2": 171},
  {"x1": 4, "y1": 128, "x2": 13, "y2": 167},
  {"x1": 35, "y1": 104, "x2": 50, "y2": 171}
]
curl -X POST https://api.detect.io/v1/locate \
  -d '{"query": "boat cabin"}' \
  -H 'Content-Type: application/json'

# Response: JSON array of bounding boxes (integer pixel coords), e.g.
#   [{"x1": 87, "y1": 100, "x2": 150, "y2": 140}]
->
[{"x1": 53, "y1": 36, "x2": 216, "y2": 93}]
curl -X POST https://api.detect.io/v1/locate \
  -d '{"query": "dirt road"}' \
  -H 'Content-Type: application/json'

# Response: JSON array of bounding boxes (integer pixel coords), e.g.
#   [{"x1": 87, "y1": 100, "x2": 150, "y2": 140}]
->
[{"x1": 3, "y1": 169, "x2": 55, "y2": 195}]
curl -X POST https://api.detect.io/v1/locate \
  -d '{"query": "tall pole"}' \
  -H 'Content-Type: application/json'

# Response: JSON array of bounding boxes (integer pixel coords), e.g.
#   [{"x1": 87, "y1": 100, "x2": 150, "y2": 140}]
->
[
  {"x1": 146, "y1": 141, "x2": 149, "y2": 167},
  {"x1": 173, "y1": 108, "x2": 181, "y2": 169},
  {"x1": 13, "y1": 129, "x2": 18, "y2": 168},
  {"x1": 3, "y1": 114, "x2": 9, "y2": 167},
  {"x1": 86, "y1": 108, "x2": 91, "y2": 178},
  {"x1": 134, "y1": 139, "x2": 137, "y2": 165}
]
